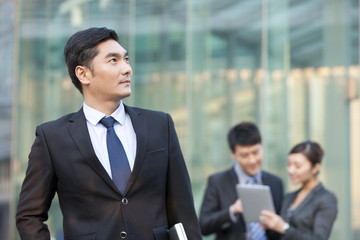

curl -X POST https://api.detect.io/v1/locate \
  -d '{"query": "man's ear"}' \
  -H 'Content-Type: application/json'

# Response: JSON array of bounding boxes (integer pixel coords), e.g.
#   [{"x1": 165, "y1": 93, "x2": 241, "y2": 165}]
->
[
  {"x1": 75, "y1": 66, "x2": 91, "y2": 85},
  {"x1": 230, "y1": 151, "x2": 236, "y2": 160}
]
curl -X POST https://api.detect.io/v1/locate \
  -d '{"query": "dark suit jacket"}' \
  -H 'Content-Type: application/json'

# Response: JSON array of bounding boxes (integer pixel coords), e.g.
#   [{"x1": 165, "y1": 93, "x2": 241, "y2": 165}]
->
[
  {"x1": 199, "y1": 167, "x2": 283, "y2": 240},
  {"x1": 280, "y1": 182, "x2": 337, "y2": 240},
  {"x1": 16, "y1": 106, "x2": 202, "y2": 240}
]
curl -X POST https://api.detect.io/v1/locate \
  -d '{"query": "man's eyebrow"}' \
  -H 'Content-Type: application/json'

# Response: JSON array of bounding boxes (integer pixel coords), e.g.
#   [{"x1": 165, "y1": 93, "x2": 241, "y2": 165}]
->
[{"x1": 104, "y1": 52, "x2": 128, "y2": 59}]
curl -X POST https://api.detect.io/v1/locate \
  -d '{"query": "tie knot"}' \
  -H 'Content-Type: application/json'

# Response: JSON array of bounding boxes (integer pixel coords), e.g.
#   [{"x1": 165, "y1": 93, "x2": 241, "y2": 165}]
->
[
  {"x1": 247, "y1": 177, "x2": 256, "y2": 185},
  {"x1": 100, "y1": 116, "x2": 116, "y2": 129}
]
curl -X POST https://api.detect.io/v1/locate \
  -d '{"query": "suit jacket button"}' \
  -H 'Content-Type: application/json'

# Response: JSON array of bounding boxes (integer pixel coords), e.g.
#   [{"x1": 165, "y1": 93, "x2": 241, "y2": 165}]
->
[
  {"x1": 120, "y1": 231, "x2": 127, "y2": 239},
  {"x1": 122, "y1": 198, "x2": 128, "y2": 204}
]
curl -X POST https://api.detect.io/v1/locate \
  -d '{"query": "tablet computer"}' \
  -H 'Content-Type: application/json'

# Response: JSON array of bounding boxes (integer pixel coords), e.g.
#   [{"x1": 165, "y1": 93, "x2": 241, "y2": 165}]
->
[{"x1": 236, "y1": 184, "x2": 275, "y2": 222}]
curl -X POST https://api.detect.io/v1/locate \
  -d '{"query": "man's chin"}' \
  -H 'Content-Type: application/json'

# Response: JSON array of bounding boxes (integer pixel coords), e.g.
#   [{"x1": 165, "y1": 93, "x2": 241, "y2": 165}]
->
[
  {"x1": 247, "y1": 168, "x2": 260, "y2": 176},
  {"x1": 121, "y1": 90, "x2": 132, "y2": 98}
]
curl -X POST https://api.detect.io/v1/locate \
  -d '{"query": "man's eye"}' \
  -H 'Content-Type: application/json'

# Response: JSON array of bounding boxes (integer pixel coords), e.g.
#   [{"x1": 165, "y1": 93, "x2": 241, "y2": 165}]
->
[
  {"x1": 125, "y1": 57, "x2": 130, "y2": 62},
  {"x1": 109, "y1": 58, "x2": 117, "y2": 62}
]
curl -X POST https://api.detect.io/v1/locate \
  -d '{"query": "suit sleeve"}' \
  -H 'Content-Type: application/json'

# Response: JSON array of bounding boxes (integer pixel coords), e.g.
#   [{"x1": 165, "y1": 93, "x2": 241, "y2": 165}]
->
[
  {"x1": 199, "y1": 176, "x2": 236, "y2": 235},
  {"x1": 165, "y1": 114, "x2": 202, "y2": 240},
  {"x1": 16, "y1": 125, "x2": 57, "y2": 240},
  {"x1": 283, "y1": 193, "x2": 337, "y2": 240}
]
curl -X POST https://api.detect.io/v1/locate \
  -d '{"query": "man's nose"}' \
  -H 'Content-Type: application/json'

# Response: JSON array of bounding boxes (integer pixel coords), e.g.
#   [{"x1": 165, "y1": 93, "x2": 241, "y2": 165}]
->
[
  {"x1": 122, "y1": 62, "x2": 132, "y2": 76},
  {"x1": 249, "y1": 154, "x2": 256, "y2": 163}
]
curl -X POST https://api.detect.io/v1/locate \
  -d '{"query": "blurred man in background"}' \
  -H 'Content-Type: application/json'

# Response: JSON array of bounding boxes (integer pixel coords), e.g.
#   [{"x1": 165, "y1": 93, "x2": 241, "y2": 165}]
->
[{"x1": 200, "y1": 122, "x2": 283, "y2": 240}]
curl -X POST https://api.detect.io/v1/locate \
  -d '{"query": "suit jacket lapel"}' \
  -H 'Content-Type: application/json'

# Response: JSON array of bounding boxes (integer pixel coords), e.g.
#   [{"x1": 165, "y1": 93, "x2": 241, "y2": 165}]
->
[
  {"x1": 67, "y1": 108, "x2": 119, "y2": 193},
  {"x1": 230, "y1": 167, "x2": 239, "y2": 185},
  {"x1": 292, "y1": 183, "x2": 323, "y2": 214},
  {"x1": 229, "y1": 167, "x2": 240, "y2": 200},
  {"x1": 124, "y1": 105, "x2": 148, "y2": 193}
]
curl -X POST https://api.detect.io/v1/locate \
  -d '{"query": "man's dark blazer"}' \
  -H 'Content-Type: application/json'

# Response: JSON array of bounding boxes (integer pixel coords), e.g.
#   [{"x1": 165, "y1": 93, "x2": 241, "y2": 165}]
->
[
  {"x1": 280, "y1": 182, "x2": 337, "y2": 240},
  {"x1": 16, "y1": 106, "x2": 202, "y2": 240},
  {"x1": 199, "y1": 167, "x2": 283, "y2": 240}
]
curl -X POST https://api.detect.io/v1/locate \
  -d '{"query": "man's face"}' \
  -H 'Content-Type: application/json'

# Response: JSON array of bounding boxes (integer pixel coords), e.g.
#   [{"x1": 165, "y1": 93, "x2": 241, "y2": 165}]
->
[
  {"x1": 231, "y1": 143, "x2": 263, "y2": 176},
  {"x1": 85, "y1": 39, "x2": 132, "y2": 103}
]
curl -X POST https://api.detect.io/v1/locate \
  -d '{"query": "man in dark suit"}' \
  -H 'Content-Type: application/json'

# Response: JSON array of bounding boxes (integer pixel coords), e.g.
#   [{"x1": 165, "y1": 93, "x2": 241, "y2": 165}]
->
[
  {"x1": 16, "y1": 27, "x2": 202, "y2": 240},
  {"x1": 199, "y1": 122, "x2": 283, "y2": 240}
]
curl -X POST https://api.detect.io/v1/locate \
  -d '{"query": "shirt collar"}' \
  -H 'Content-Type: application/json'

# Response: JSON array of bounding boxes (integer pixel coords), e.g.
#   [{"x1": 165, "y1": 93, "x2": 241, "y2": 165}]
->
[
  {"x1": 234, "y1": 163, "x2": 262, "y2": 184},
  {"x1": 83, "y1": 101, "x2": 126, "y2": 126}
]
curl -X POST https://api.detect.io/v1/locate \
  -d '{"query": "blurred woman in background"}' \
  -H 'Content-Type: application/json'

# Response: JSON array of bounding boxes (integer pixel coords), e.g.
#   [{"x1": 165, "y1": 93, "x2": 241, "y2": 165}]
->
[{"x1": 260, "y1": 141, "x2": 337, "y2": 240}]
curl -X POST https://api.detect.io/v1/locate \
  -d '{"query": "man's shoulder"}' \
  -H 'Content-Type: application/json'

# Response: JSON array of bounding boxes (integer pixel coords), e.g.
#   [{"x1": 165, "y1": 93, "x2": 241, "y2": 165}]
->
[
  {"x1": 125, "y1": 105, "x2": 168, "y2": 117},
  {"x1": 39, "y1": 110, "x2": 82, "y2": 129},
  {"x1": 262, "y1": 170, "x2": 283, "y2": 184},
  {"x1": 208, "y1": 167, "x2": 235, "y2": 181}
]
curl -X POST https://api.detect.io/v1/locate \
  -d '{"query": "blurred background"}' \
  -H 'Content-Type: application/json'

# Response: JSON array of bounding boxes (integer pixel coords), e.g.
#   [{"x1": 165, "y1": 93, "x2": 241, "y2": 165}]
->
[{"x1": 1, "y1": 0, "x2": 359, "y2": 239}]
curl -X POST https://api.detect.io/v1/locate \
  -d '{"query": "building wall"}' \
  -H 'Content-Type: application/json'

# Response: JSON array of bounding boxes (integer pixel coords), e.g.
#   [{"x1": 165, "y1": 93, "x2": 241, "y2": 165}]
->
[
  {"x1": 0, "y1": 0, "x2": 15, "y2": 239},
  {"x1": 3, "y1": 0, "x2": 360, "y2": 239}
]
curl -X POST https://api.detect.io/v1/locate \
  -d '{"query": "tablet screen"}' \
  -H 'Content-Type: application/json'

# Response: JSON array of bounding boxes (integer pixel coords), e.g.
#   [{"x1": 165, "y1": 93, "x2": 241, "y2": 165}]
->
[{"x1": 236, "y1": 184, "x2": 275, "y2": 222}]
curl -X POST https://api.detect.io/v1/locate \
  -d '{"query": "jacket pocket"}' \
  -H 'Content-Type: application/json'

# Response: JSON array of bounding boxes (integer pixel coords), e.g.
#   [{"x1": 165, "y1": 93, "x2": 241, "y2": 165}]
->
[
  {"x1": 65, "y1": 232, "x2": 96, "y2": 240},
  {"x1": 153, "y1": 226, "x2": 168, "y2": 240},
  {"x1": 147, "y1": 147, "x2": 166, "y2": 154}
]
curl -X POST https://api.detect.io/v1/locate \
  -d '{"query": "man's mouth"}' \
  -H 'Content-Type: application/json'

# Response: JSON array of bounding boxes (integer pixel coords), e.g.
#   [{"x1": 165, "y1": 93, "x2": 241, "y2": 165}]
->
[{"x1": 119, "y1": 80, "x2": 131, "y2": 84}]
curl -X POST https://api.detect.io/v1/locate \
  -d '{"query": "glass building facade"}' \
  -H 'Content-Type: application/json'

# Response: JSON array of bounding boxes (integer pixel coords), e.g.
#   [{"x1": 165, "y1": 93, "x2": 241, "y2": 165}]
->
[
  {"x1": 0, "y1": 0, "x2": 359, "y2": 239},
  {"x1": 0, "y1": 0, "x2": 15, "y2": 239}
]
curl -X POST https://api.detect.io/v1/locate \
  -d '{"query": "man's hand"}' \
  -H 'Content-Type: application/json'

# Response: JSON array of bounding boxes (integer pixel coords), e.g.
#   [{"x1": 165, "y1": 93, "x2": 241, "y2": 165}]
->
[{"x1": 230, "y1": 199, "x2": 243, "y2": 216}]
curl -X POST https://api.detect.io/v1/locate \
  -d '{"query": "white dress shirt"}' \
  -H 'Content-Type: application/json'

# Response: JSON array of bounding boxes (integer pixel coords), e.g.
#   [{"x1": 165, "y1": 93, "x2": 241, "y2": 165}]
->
[
  {"x1": 83, "y1": 102, "x2": 137, "y2": 179},
  {"x1": 234, "y1": 163, "x2": 262, "y2": 185}
]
